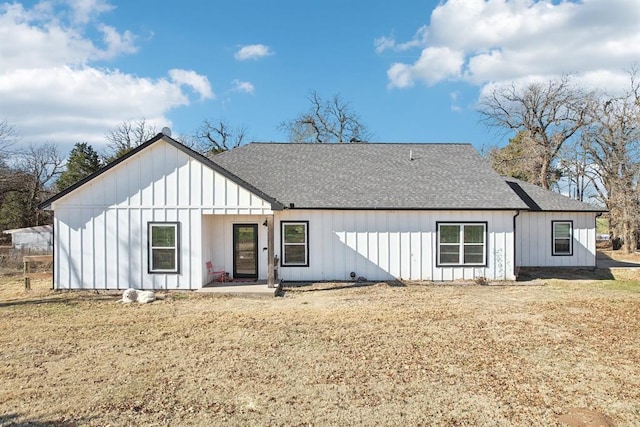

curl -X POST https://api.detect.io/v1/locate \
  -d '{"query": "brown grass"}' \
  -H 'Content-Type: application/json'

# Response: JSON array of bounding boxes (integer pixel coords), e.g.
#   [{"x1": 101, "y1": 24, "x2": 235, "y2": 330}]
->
[{"x1": 1, "y1": 276, "x2": 639, "y2": 426}]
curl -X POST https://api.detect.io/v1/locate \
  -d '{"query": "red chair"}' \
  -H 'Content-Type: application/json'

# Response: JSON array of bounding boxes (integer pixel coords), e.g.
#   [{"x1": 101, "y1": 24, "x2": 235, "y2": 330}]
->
[{"x1": 206, "y1": 261, "x2": 226, "y2": 283}]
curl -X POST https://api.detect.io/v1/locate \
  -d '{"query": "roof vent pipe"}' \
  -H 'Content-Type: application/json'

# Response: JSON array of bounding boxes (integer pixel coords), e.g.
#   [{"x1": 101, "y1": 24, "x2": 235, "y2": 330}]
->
[
  {"x1": 409, "y1": 149, "x2": 413, "y2": 161},
  {"x1": 161, "y1": 127, "x2": 172, "y2": 137}
]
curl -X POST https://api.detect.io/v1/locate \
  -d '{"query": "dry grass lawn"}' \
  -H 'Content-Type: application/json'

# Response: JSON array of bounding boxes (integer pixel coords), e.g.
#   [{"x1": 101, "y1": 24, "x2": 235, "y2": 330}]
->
[{"x1": 1, "y1": 274, "x2": 639, "y2": 426}]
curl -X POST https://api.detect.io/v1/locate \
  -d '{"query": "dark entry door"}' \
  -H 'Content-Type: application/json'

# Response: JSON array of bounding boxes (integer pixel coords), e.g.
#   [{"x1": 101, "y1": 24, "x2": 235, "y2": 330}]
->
[{"x1": 233, "y1": 224, "x2": 258, "y2": 279}]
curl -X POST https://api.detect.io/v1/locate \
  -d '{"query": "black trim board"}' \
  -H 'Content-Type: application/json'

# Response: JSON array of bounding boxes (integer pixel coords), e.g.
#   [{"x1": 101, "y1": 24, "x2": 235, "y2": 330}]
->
[
  {"x1": 505, "y1": 181, "x2": 542, "y2": 211},
  {"x1": 38, "y1": 133, "x2": 284, "y2": 211},
  {"x1": 286, "y1": 207, "x2": 528, "y2": 211}
]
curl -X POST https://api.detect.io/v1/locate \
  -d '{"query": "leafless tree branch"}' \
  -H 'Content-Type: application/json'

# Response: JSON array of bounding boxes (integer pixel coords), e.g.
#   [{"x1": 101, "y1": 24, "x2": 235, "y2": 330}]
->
[{"x1": 280, "y1": 91, "x2": 372, "y2": 143}]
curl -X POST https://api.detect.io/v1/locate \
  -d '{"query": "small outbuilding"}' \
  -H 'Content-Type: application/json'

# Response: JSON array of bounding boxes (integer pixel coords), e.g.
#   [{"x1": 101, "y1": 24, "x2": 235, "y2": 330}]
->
[
  {"x1": 38, "y1": 134, "x2": 602, "y2": 290},
  {"x1": 3, "y1": 225, "x2": 53, "y2": 252}
]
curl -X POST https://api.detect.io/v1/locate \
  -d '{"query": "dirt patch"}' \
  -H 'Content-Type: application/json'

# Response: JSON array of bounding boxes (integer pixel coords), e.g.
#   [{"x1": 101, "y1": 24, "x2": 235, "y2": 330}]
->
[
  {"x1": 1, "y1": 278, "x2": 639, "y2": 426},
  {"x1": 557, "y1": 408, "x2": 616, "y2": 427}
]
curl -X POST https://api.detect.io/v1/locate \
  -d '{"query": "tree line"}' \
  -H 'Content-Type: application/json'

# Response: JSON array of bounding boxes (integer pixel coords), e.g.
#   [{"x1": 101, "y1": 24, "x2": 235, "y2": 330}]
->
[{"x1": 482, "y1": 71, "x2": 640, "y2": 253}]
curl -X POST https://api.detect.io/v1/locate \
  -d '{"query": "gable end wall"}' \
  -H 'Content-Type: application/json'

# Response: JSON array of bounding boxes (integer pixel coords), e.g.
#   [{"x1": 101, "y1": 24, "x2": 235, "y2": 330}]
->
[{"x1": 51, "y1": 140, "x2": 272, "y2": 290}]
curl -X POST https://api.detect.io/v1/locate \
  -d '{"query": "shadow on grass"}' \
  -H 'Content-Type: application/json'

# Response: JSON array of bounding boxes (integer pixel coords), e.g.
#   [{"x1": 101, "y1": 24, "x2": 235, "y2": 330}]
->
[
  {"x1": 596, "y1": 250, "x2": 640, "y2": 268},
  {"x1": 0, "y1": 293, "x2": 117, "y2": 308},
  {"x1": 282, "y1": 280, "x2": 405, "y2": 294},
  {"x1": 517, "y1": 267, "x2": 615, "y2": 281},
  {"x1": 0, "y1": 412, "x2": 95, "y2": 426}
]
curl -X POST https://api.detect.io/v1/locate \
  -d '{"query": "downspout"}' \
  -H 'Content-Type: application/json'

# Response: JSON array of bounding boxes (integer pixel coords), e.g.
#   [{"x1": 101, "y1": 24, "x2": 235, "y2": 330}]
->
[
  {"x1": 595, "y1": 211, "x2": 603, "y2": 268},
  {"x1": 513, "y1": 210, "x2": 520, "y2": 280}
]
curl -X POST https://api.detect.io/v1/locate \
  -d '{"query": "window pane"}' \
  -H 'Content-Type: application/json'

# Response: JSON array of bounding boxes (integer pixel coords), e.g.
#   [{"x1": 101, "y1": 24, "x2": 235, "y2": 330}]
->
[
  {"x1": 284, "y1": 245, "x2": 306, "y2": 264},
  {"x1": 555, "y1": 239, "x2": 571, "y2": 254},
  {"x1": 152, "y1": 249, "x2": 176, "y2": 270},
  {"x1": 440, "y1": 245, "x2": 460, "y2": 264},
  {"x1": 152, "y1": 226, "x2": 175, "y2": 247},
  {"x1": 464, "y1": 225, "x2": 484, "y2": 244},
  {"x1": 464, "y1": 245, "x2": 484, "y2": 264},
  {"x1": 554, "y1": 223, "x2": 571, "y2": 238},
  {"x1": 440, "y1": 225, "x2": 460, "y2": 243},
  {"x1": 284, "y1": 224, "x2": 306, "y2": 243}
]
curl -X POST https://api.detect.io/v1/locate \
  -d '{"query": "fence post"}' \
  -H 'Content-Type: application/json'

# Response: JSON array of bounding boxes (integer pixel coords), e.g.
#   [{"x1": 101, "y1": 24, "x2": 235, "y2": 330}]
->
[
  {"x1": 24, "y1": 258, "x2": 30, "y2": 290},
  {"x1": 22, "y1": 255, "x2": 53, "y2": 290}
]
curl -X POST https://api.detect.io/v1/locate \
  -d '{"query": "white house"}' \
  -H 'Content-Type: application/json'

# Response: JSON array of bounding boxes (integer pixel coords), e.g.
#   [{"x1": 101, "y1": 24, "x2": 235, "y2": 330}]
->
[{"x1": 39, "y1": 133, "x2": 602, "y2": 290}]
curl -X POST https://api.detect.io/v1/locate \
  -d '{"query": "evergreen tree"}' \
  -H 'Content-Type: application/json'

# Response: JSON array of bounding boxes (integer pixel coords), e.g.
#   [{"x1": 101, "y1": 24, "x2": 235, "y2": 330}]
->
[
  {"x1": 488, "y1": 131, "x2": 561, "y2": 186},
  {"x1": 56, "y1": 143, "x2": 102, "y2": 191}
]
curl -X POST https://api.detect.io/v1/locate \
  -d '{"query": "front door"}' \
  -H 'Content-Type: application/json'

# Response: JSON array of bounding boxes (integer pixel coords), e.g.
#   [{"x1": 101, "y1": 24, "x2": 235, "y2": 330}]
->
[{"x1": 233, "y1": 224, "x2": 258, "y2": 279}]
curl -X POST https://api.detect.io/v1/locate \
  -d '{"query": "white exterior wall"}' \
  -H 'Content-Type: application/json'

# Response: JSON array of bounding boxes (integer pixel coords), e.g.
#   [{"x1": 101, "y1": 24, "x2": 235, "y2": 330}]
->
[
  {"x1": 51, "y1": 140, "x2": 272, "y2": 290},
  {"x1": 274, "y1": 209, "x2": 517, "y2": 282},
  {"x1": 516, "y1": 211, "x2": 597, "y2": 267},
  {"x1": 11, "y1": 231, "x2": 53, "y2": 252}
]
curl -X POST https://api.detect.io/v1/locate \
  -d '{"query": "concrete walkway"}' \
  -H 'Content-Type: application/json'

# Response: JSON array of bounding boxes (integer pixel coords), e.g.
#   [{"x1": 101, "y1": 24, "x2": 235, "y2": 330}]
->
[{"x1": 196, "y1": 281, "x2": 281, "y2": 297}]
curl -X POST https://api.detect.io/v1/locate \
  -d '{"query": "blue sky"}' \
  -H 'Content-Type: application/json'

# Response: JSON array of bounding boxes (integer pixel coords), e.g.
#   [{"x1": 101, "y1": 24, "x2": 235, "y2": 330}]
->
[{"x1": 0, "y1": 0, "x2": 638, "y2": 154}]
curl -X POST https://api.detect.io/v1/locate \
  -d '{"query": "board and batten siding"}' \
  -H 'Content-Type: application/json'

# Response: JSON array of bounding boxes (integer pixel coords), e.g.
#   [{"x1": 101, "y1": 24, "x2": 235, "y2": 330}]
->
[
  {"x1": 51, "y1": 139, "x2": 272, "y2": 290},
  {"x1": 516, "y1": 211, "x2": 597, "y2": 267},
  {"x1": 275, "y1": 209, "x2": 517, "y2": 282}
]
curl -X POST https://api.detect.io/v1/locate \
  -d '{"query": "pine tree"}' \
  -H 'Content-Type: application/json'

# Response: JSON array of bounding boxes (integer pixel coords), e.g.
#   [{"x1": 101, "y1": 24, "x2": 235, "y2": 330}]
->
[{"x1": 56, "y1": 143, "x2": 102, "y2": 191}]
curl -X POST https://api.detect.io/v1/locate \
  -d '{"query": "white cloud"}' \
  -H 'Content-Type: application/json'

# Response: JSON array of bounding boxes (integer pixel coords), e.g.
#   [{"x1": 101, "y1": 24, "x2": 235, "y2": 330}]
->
[
  {"x1": 230, "y1": 79, "x2": 255, "y2": 94},
  {"x1": 380, "y1": 0, "x2": 640, "y2": 92},
  {"x1": 388, "y1": 47, "x2": 464, "y2": 88},
  {"x1": 0, "y1": 66, "x2": 187, "y2": 144},
  {"x1": 0, "y1": 1, "x2": 213, "y2": 147},
  {"x1": 234, "y1": 44, "x2": 273, "y2": 61},
  {"x1": 374, "y1": 26, "x2": 428, "y2": 53},
  {"x1": 69, "y1": 0, "x2": 114, "y2": 25},
  {"x1": 449, "y1": 90, "x2": 462, "y2": 112},
  {"x1": 169, "y1": 69, "x2": 214, "y2": 100},
  {"x1": 97, "y1": 24, "x2": 137, "y2": 59}
]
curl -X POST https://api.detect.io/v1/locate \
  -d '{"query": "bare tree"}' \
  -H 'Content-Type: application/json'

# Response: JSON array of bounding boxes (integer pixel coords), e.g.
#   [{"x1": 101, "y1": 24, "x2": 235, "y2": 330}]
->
[
  {"x1": 582, "y1": 72, "x2": 640, "y2": 253},
  {"x1": 104, "y1": 119, "x2": 157, "y2": 162},
  {"x1": 0, "y1": 121, "x2": 19, "y2": 196},
  {"x1": 193, "y1": 119, "x2": 247, "y2": 156},
  {"x1": 280, "y1": 91, "x2": 372, "y2": 143},
  {"x1": 557, "y1": 143, "x2": 593, "y2": 202},
  {"x1": 479, "y1": 76, "x2": 591, "y2": 189},
  {"x1": 0, "y1": 120, "x2": 17, "y2": 156},
  {"x1": 0, "y1": 143, "x2": 64, "y2": 229}
]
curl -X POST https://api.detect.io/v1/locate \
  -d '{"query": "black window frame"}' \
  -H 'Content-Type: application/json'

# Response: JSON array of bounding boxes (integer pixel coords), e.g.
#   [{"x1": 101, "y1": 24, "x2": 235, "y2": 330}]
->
[
  {"x1": 551, "y1": 220, "x2": 573, "y2": 256},
  {"x1": 281, "y1": 221, "x2": 309, "y2": 267},
  {"x1": 148, "y1": 222, "x2": 180, "y2": 274},
  {"x1": 436, "y1": 221, "x2": 488, "y2": 267}
]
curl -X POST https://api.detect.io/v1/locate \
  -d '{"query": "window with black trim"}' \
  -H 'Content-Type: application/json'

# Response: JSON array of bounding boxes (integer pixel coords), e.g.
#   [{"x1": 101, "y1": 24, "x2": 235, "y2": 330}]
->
[
  {"x1": 552, "y1": 220, "x2": 573, "y2": 256},
  {"x1": 281, "y1": 221, "x2": 309, "y2": 267},
  {"x1": 437, "y1": 222, "x2": 487, "y2": 266},
  {"x1": 148, "y1": 222, "x2": 180, "y2": 273}
]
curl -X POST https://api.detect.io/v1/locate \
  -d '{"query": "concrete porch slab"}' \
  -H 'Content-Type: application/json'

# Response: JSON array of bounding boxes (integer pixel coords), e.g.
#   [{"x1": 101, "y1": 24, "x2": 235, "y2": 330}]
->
[{"x1": 196, "y1": 281, "x2": 281, "y2": 297}]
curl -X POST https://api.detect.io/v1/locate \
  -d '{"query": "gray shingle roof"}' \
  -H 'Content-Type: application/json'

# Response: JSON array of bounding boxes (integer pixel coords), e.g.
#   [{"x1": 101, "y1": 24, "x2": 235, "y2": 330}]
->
[
  {"x1": 213, "y1": 143, "x2": 530, "y2": 210},
  {"x1": 504, "y1": 177, "x2": 603, "y2": 212}
]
